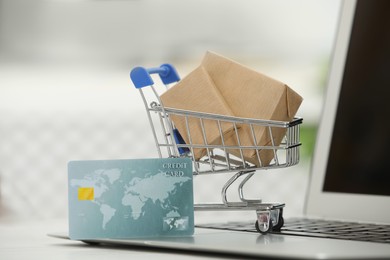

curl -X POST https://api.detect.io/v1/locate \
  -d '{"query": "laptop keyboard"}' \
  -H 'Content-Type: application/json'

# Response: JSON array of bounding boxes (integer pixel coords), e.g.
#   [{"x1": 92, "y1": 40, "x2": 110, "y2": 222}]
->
[{"x1": 196, "y1": 218, "x2": 390, "y2": 243}]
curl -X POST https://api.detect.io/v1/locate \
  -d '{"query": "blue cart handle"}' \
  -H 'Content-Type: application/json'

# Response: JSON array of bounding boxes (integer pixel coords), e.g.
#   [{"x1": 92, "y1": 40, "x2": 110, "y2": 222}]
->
[{"x1": 130, "y1": 64, "x2": 180, "y2": 89}]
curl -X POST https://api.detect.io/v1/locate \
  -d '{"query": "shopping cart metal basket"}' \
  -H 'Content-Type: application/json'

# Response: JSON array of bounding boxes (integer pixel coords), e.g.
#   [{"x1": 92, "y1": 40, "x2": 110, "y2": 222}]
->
[{"x1": 130, "y1": 64, "x2": 302, "y2": 234}]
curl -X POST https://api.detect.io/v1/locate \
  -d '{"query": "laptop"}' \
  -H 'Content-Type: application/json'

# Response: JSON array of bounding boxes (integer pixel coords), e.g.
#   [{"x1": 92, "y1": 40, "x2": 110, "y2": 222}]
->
[{"x1": 49, "y1": 0, "x2": 390, "y2": 258}]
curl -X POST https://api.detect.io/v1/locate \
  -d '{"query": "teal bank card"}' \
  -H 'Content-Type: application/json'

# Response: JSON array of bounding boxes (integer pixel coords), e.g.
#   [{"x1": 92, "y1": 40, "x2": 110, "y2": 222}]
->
[{"x1": 68, "y1": 158, "x2": 194, "y2": 240}]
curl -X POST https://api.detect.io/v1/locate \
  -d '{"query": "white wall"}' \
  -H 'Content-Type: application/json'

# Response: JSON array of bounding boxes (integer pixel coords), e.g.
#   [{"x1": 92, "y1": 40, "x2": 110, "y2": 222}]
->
[{"x1": 0, "y1": 0, "x2": 341, "y2": 220}]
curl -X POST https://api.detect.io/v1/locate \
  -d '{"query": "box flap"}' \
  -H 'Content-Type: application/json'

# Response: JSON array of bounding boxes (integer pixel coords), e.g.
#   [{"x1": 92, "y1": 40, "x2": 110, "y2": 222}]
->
[{"x1": 285, "y1": 85, "x2": 303, "y2": 118}]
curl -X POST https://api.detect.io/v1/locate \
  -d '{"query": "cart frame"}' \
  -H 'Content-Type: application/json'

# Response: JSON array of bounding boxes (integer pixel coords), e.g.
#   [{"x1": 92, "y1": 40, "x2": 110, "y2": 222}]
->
[{"x1": 130, "y1": 64, "x2": 302, "y2": 233}]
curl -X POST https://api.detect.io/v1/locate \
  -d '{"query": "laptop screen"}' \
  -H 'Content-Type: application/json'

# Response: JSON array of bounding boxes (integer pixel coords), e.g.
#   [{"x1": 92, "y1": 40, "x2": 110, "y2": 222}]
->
[
  {"x1": 322, "y1": 0, "x2": 390, "y2": 196},
  {"x1": 306, "y1": 0, "x2": 390, "y2": 223}
]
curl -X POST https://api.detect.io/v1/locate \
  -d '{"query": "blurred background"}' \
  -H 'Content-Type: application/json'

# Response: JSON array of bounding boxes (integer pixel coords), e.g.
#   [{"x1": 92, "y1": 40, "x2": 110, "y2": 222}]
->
[{"x1": 0, "y1": 0, "x2": 341, "y2": 221}]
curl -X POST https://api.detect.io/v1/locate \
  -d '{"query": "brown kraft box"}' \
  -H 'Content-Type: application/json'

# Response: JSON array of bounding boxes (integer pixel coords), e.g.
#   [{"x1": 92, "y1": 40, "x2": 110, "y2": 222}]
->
[{"x1": 201, "y1": 51, "x2": 303, "y2": 166}]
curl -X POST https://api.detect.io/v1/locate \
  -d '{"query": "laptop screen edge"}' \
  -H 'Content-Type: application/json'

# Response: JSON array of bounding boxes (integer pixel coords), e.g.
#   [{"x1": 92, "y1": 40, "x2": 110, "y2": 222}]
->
[{"x1": 305, "y1": 0, "x2": 390, "y2": 224}]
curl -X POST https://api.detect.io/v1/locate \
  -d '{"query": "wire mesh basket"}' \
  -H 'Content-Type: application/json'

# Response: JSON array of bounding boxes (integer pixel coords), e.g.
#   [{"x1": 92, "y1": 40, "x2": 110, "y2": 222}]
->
[{"x1": 130, "y1": 64, "x2": 302, "y2": 233}]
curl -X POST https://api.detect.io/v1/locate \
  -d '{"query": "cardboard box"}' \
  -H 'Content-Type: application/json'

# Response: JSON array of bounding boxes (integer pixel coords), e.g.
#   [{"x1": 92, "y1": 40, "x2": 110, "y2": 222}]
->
[
  {"x1": 161, "y1": 51, "x2": 302, "y2": 166},
  {"x1": 160, "y1": 66, "x2": 236, "y2": 160},
  {"x1": 201, "y1": 52, "x2": 303, "y2": 166}
]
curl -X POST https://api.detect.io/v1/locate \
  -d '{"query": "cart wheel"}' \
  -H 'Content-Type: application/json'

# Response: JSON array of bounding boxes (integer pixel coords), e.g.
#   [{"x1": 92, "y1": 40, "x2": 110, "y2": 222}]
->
[
  {"x1": 273, "y1": 216, "x2": 284, "y2": 231},
  {"x1": 255, "y1": 219, "x2": 273, "y2": 234},
  {"x1": 273, "y1": 209, "x2": 284, "y2": 231}
]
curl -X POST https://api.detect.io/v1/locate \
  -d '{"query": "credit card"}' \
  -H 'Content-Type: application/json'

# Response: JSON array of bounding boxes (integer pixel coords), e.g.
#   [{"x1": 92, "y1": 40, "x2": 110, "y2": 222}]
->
[{"x1": 68, "y1": 158, "x2": 193, "y2": 240}]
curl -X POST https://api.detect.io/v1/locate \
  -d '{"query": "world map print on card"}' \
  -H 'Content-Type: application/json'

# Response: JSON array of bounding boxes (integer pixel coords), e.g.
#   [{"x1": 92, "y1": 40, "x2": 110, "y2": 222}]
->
[{"x1": 68, "y1": 158, "x2": 194, "y2": 240}]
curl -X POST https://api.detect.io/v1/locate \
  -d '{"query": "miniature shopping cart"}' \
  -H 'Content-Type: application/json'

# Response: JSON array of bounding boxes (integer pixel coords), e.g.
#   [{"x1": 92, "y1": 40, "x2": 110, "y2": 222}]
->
[{"x1": 130, "y1": 64, "x2": 302, "y2": 234}]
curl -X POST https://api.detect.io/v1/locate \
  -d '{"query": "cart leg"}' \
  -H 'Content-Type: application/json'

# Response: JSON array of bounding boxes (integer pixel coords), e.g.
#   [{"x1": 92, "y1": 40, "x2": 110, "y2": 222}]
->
[
  {"x1": 238, "y1": 171, "x2": 262, "y2": 204},
  {"x1": 221, "y1": 171, "x2": 246, "y2": 205}
]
